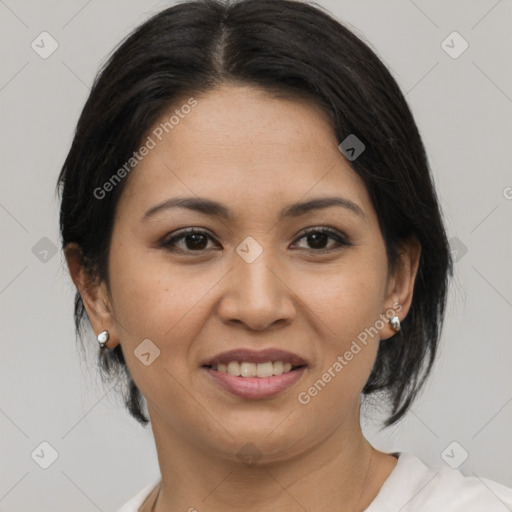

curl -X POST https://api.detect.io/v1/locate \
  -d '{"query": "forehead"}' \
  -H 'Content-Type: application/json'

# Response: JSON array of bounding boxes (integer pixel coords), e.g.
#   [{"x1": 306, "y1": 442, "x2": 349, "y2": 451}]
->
[{"x1": 116, "y1": 84, "x2": 371, "y2": 223}]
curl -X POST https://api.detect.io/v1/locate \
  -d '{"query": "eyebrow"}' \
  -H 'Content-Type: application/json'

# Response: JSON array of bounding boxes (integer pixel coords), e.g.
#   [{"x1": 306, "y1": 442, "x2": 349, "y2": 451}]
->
[{"x1": 142, "y1": 196, "x2": 366, "y2": 222}]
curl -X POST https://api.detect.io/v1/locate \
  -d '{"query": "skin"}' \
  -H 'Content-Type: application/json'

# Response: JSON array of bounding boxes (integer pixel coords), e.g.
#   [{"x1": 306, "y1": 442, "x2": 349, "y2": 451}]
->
[{"x1": 66, "y1": 84, "x2": 421, "y2": 512}]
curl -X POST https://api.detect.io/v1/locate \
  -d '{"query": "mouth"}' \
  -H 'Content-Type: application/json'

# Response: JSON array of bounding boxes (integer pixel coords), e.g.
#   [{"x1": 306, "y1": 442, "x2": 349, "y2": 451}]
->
[
  {"x1": 200, "y1": 348, "x2": 308, "y2": 399},
  {"x1": 203, "y1": 361, "x2": 305, "y2": 377}
]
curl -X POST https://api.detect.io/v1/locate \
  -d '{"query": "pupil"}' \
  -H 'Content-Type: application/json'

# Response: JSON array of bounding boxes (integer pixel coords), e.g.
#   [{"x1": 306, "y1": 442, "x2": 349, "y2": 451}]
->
[
  {"x1": 187, "y1": 234, "x2": 207, "y2": 250},
  {"x1": 308, "y1": 233, "x2": 327, "y2": 249}
]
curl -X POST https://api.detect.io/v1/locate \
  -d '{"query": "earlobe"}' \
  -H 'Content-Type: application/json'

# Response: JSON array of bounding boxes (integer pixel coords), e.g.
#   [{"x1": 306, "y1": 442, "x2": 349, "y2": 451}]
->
[
  {"x1": 380, "y1": 299, "x2": 403, "y2": 340},
  {"x1": 64, "y1": 243, "x2": 119, "y2": 349},
  {"x1": 380, "y1": 236, "x2": 421, "y2": 340}
]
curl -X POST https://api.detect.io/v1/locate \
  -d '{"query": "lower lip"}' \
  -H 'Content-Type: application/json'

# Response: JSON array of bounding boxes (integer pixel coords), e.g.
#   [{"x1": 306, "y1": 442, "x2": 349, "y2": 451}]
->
[{"x1": 203, "y1": 367, "x2": 307, "y2": 399}]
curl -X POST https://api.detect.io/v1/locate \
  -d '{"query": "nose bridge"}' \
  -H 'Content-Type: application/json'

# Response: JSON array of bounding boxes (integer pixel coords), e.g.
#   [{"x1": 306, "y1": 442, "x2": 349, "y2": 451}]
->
[
  {"x1": 220, "y1": 234, "x2": 295, "y2": 329},
  {"x1": 234, "y1": 235, "x2": 281, "y2": 299}
]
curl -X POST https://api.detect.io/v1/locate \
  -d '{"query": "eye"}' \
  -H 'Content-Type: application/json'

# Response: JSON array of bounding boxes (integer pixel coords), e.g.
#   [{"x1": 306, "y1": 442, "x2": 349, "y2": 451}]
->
[
  {"x1": 292, "y1": 227, "x2": 351, "y2": 253},
  {"x1": 160, "y1": 227, "x2": 351, "y2": 254},
  {"x1": 161, "y1": 228, "x2": 218, "y2": 252}
]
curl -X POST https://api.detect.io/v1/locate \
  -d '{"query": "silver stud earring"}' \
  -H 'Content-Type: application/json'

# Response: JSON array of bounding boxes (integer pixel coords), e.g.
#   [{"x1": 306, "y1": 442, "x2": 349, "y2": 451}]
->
[
  {"x1": 97, "y1": 330, "x2": 110, "y2": 349},
  {"x1": 389, "y1": 316, "x2": 401, "y2": 332}
]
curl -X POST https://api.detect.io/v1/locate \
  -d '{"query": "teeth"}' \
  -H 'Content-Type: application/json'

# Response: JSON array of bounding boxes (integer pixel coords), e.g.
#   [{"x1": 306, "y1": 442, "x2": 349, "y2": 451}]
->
[
  {"x1": 240, "y1": 362, "x2": 256, "y2": 377},
  {"x1": 213, "y1": 361, "x2": 298, "y2": 377},
  {"x1": 227, "y1": 361, "x2": 240, "y2": 376},
  {"x1": 273, "y1": 361, "x2": 284, "y2": 375},
  {"x1": 256, "y1": 362, "x2": 273, "y2": 378}
]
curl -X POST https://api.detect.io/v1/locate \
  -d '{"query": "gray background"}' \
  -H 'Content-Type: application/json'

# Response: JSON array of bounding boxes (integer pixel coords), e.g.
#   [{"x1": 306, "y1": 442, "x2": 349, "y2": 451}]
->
[{"x1": 1, "y1": 0, "x2": 511, "y2": 510}]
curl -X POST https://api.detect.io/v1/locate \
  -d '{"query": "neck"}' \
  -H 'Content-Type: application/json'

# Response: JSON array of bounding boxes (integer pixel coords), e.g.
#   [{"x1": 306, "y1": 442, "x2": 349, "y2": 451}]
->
[{"x1": 147, "y1": 405, "x2": 386, "y2": 512}]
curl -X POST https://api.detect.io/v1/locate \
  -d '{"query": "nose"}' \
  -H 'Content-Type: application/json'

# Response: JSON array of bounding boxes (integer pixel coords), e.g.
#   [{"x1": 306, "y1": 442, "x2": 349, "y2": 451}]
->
[{"x1": 217, "y1": 246, "x2": 296, "y2": 332}]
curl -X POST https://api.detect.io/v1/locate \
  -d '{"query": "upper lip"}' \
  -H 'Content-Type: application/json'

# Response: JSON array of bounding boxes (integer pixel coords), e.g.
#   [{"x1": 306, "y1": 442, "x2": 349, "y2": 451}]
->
[{"x1": 201, "y1": 348, "x2": 308, "y2": 367}]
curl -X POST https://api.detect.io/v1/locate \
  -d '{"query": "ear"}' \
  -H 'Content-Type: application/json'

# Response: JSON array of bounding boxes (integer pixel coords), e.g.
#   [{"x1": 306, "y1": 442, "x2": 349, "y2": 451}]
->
[
  {"x1": 64, "y1": 242, "x2": 120, "y2": 349},
  {"x1": 380, "y1": 236, "x2": 421, "y2": 340}
]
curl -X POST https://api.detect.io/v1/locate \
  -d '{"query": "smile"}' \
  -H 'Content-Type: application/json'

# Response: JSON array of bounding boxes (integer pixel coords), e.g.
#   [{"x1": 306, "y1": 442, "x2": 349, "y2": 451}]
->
[
  {"x1": 202, "y1": 364, "x2": 307, "y2": 399},
  {"x1": 200, "y1": 347, "x2": 308, "y2": 399},
  {"x1": 208, "y1": 361, "x2": 296, "y2": 377}
]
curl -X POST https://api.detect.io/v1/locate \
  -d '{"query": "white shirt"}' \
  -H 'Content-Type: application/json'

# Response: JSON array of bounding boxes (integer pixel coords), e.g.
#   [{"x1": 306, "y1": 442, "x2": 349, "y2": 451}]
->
[{"x1": 116, "y1": 451, "x2": 512, "y2": 511}]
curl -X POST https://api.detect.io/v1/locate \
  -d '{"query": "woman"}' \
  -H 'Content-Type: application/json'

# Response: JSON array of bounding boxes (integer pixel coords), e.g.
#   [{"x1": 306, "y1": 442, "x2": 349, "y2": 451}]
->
[{"x1": 56, "y1": 0, "x2": 512, "y2": 510}]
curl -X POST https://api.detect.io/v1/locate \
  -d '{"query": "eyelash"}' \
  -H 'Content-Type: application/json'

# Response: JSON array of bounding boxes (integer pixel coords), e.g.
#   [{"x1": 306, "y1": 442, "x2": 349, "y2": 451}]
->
[{"x1": 160, "y1": 227, "x2": 352, "y2": 254}]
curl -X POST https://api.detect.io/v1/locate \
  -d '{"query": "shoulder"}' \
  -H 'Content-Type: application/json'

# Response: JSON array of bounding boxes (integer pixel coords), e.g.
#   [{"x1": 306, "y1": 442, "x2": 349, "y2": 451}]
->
[
  {"x1": 366, "y1": 451, "x2": 512, "y2": 512},
  {"x1": 116, "y1": 477, "x2": 161, "y2": 512}
]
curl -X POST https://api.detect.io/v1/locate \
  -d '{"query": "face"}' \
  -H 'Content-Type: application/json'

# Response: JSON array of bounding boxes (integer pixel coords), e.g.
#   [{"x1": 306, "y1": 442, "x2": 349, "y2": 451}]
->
[{"x1": 72, "y1": 84, "x2": 418, "y2": 463}]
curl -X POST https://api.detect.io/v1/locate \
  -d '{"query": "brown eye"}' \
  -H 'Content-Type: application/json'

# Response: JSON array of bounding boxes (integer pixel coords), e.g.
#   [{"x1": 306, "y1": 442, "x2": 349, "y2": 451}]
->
[
  {"x1": 293, "y1": 228, "x2": 351, "y2": 253},
  {"x1": 161, "y1": 227, "x2": 351, "y2": 255},
  {"x1": 161, "y1": 229, "x2": 217, "y2": 252}
]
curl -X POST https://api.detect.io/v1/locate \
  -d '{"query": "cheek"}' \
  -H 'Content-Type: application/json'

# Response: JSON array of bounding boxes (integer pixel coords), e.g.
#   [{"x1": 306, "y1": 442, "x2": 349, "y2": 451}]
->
[
  {"x1": 107, "y1": 244, "x2": 207, "y2": 410},
  {"x1": 295, "y1": 249, "x2": 388, "y2": 397},
  {"x1": 107, "y1": 235, "x2": 196, "y2": 338},
  {"x1": 305, "y1": 249, "x2": 388, "y2": 340},
  {"x1": 107, "y1": 239, "x2": 227, "y2": 382}
]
